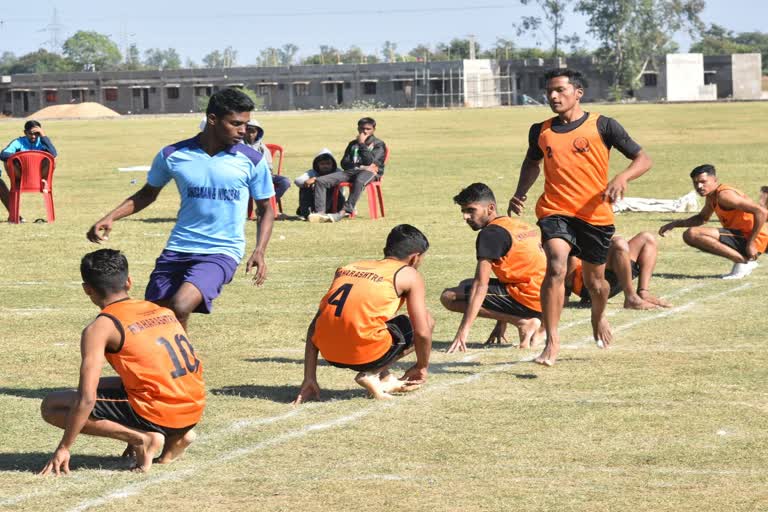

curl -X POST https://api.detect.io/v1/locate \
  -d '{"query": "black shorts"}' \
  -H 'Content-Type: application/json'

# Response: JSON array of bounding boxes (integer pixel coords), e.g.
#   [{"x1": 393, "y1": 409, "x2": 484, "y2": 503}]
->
[
  {"x1": 327, "y1": 315, "x2": 414, "y2": 373},
  {"x1": 91, "y1": 385, "x2": 195, "y2": 438},
  {"x1": 464, "y1": 279, "x2": 542, "y2": 319},
  {"x1": 538, "y1": 215, "x2": 615, "y2": 265},
  {"x1": 579, "y1": 260, "x2": 640, "y2": 302},
  {"x1": 719, "y1": 228, "x2": 749, "y2": 257}
]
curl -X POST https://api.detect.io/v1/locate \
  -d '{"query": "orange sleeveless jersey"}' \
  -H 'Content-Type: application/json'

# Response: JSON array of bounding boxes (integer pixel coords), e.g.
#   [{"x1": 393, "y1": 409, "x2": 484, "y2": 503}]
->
[
  {"x1": 709, "y1": 184, "x2": 768, "y2": 252},
  {"x1": 570, "y1": 259, "x2": 585, "y2": 297},
  {"x1": 312, "y1": 259, "x2": 406, "y2": 365},
  {"x1": 535, "y1": 113, "x2": 614, "y2": 226},
  {"x1": 487, "y1": 217, "x2": 546, "y2": 312},
  {"x1": 100, "y1": 299, "x2": 205, "y2": 428}
]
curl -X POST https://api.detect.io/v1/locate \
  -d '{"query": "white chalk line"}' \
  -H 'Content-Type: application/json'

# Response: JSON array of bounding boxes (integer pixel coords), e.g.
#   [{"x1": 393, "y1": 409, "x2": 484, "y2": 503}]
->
[{"x1": 1, "y1": 280, "x2": 751, "y2": 509}]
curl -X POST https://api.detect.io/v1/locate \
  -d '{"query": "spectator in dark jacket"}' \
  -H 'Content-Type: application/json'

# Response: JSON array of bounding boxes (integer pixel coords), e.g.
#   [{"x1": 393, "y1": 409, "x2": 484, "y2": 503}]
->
[
  {"x1": 308, "y1": 117, "x2": 386, "y2": 223},
  {"x1": 294, "y1": 149, "x2": 346, "y2": 219}
]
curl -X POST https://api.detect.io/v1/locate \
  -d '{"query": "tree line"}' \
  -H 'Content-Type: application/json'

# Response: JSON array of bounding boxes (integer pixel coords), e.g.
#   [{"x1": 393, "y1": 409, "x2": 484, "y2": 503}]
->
[{"x1": 1, "y1": 0, "x2": 766, "y2": 100}]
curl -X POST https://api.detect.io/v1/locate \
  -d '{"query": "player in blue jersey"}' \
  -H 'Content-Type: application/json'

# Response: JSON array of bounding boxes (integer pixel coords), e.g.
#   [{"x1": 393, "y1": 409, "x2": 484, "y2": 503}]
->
[{"x1": 87, "y1": 88, "x2": 275, "y2": 329}]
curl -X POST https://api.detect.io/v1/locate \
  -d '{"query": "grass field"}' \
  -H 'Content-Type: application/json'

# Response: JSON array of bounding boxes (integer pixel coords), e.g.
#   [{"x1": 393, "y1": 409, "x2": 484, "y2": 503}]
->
[{"x1": 0, "y1": 103, "x2": 767, "y2": 511}]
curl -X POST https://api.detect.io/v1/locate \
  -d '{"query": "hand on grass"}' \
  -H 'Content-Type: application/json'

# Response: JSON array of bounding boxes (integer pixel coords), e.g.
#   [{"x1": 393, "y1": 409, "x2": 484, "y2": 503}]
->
[
  {"x1": 39, "y1": 446, "x2": 70, "y2": 476},
  {"x1": 292, "y1": 379, "x2": 321, "y2": 406},
  {"x1": 485, "y1": 321, "x2": 508, "y2": 345}
]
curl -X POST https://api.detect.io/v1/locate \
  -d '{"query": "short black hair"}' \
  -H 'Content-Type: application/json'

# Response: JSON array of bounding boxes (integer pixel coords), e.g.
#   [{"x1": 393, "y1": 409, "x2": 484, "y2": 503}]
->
[
  {"x1": 24, "y1": 120, "x2": 41, "y2": 132},
  {"x1": 544, "y1": 68, "x2": 588, "y2": 90},
  {"x1": 81, "y1": 249, "x2": 129, "y2": 296},
  {"x1": 690, "y1": 164, "x2": 716, "y2": 178},
  {"x1": 384, "y1": 224, "x2": 429, "y2": 259},
  {"x1": 206, "y1": 88, "x2": 255, "y2": 117},
  {"x1": 453, "y1": 183, "x2": 496, "y2": 206},
  {"x1": 358, "y1": 117, "x2": 376, "y2": 128}
]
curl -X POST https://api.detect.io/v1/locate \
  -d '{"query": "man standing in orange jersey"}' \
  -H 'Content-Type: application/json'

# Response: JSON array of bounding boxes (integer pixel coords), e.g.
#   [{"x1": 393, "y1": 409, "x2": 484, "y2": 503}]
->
[
  {"x1": 40, "y1": 249, "x2": 205, "y2": 475},
  {"x1": 441, "y1": 183, "x2": 546, "y2": 352},
  {"x1": 508, "y1": 68, "x2": 653, "y2": 366},
  {"x1": 293, "y1": 225, "x2": 434, "y2": 402},
  {"x1": 659, "y1": 164, "x2": 767, "y2": 279}
]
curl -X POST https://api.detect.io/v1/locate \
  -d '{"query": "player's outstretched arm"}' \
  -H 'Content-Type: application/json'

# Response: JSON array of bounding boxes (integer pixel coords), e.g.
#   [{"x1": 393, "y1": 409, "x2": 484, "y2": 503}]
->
[
  {"x1": 447, "y1": 260, "x2": 492, "y2": 353},
  {"x1": 717, "y1": 189, "x2": 768, "y2": 259},
  {"x1": 398, "y1": 267, "x2": 433, "y2": 384},
  {"x1": 604, "y1": 150, "x2": 653, "y2": 203},
  {"x1": 659, "y1": 202, "x2": 713, "y2": 237},
  {"x1": 86, "y1": 184, "x2": 162, "y2": 243},
  {"x1": 40, "y1": 319, "x2": 110, "y2": 476},
  {"x1": 246, "y1": 197, "x2": 275, "y2": 286},
  {"x1": 293, "y1": 318, "x2": 321, "y2": 406},
  {"x1": 509, "y1": 157, "x2": 541, "y2": 216}
]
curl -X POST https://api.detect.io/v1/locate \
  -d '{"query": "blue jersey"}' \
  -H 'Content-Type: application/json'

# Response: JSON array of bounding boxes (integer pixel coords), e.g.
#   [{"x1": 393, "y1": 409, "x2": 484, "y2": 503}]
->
[
  {"x1": 147, "y1": 136, "x2": 275, "y2": 263},
  {"x1": 0, "y1": 136, "x2": 58, "y2": 162}
]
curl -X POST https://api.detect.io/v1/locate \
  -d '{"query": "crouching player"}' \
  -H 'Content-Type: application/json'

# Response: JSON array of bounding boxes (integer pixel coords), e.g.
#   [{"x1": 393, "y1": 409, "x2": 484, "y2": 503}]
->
[
  {"x1": 40, "y1": 249, "x2": 205, "y2": 475},
  {"x1": 293, "y1": 225, "x2": 434, "y2": 402}
]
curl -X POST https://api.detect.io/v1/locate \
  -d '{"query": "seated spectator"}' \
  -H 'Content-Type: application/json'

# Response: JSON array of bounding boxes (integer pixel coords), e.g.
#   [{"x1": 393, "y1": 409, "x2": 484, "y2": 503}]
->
[
  {"x1": 0, "y1": 120, "x2": 58, "y2": 218},
  {"x1": 294, "y1": 149, "x2": 345, "y2": 219},
  {"x1": 242, "y1": 119, "x2": 290, "y2": 218},
  {"x1": 308, "y1": 117, "x2": 386, "y2": 223}
]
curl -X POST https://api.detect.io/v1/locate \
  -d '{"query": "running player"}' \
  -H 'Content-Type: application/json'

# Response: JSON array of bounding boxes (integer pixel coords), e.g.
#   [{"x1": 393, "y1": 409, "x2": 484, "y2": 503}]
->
[
  {"x1": 508, "y1": 68, "x2": 653, "y2": 366},
  {"x1": 87, "y1": 88, "x2": 275, "y2": 330},
  {"x1": 566, "y1": 232, "x2": 671, "y2": 309},
  {"x1": 40, "y1": 249, "x2": 205, "y2": 475},
  {"x1": 659, "y1": 164, "x2": 768, "y2": 279},
  {"x1": 293, "y1": 225, "x2": 434, "y2": 402},
  {"x1": 441, "y1": 183, "x2": 546, "y2": 352}
]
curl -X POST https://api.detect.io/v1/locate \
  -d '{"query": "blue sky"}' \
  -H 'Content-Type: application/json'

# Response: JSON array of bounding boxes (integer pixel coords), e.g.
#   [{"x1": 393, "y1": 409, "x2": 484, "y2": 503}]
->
[{"x1": 0, "y1": 0, "x2": 765, "y2": 65}]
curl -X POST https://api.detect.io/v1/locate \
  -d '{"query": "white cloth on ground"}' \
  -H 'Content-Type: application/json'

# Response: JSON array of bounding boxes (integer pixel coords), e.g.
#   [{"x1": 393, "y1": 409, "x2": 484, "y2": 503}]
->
[{"x1": 612, "y1": 191, "x2": 700, "y2": 213}]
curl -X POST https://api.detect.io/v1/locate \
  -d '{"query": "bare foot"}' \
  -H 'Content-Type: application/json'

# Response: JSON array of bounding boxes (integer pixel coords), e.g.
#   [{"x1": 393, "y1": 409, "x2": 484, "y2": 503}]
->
[
  {"x1": 157, "y1": 429, "x2": 197, "y2": 464},
  {"x1": 638, "y1": 290, "x2": 671, "y2": 308},
  {"x1": 516, "y1": 318, "x2": 542, "y2": 349},
  {"x1": 379, "y1": 373, "x2": 421, "y2": 394},
  {"x1": 534, "y1": 340, "x2": 559, "y2": 366},
  {"x1": 593, "y1": 316, "x2": 613, "y2": 349},
  {"x1": 130, "y1": 432, "x2": 164, "y2": 473},
  {"x1": 355, "y1": 372, "x2": 392, "y2": 400},
  {"x1": 623, "y1": 293, "x2": 658, "y2": 310}
]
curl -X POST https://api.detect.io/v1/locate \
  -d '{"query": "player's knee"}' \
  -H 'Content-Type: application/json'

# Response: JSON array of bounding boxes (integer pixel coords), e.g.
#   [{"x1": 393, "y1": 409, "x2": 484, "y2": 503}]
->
[
  {"x1": 545, "y1": 260, "x2": 568, "y2": 282},
  {"x1": 682, "y1": 227, "x2": 697, "y2": 245},
  {"x1": 439, "y1": 289, "x2": 455, "y2": 309},
  {"x1": 612, "y1": 237, "x2": 629, "y2": 254}
]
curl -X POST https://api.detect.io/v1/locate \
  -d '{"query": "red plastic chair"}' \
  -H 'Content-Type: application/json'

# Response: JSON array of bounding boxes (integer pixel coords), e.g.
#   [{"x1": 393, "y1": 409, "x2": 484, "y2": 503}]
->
[
  {"x1": 7, "y1": 150, "x2": 56, "y2": 224},
  {"x1": 330, "y1": 146, "x2": 389, "y2": 219},
  {"x1": 248, "y1": 143, "x2": 284, "y2": 220}
]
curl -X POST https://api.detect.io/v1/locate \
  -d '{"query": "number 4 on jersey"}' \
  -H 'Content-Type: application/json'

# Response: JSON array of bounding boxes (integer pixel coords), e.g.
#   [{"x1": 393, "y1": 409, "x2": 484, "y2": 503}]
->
[{"x1": 327, "y1": 283, "x2": 353, "y2": 317}]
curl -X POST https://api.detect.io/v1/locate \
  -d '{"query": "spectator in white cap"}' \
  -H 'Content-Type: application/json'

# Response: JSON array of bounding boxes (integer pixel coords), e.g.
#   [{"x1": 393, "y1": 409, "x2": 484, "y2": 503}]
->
[{"x1": 243, "y1": 119, "x2": 290, "y2": 218}]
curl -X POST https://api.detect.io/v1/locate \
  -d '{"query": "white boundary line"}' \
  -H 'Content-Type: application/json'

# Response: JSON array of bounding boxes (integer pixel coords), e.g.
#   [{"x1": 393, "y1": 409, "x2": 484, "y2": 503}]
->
[{"x1": 0, "y1": 281, "x2": 755, "y2": 509}]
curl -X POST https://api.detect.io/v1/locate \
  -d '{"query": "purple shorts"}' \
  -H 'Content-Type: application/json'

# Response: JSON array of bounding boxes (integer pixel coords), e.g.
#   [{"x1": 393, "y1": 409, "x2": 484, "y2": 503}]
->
[{"x1": 145, "y1": 250, "x2": 238, "y2": 314}]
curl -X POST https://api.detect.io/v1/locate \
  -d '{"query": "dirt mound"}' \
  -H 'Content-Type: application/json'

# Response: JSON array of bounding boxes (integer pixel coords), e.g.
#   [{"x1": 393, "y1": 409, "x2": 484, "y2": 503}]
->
[{"x1": 29, "y1": 102, "x2": 121, "y2": 120}]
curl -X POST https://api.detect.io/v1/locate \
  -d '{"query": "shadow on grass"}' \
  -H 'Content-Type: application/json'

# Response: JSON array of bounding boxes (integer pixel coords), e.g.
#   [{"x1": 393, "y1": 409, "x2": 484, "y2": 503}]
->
[
  {"x1": 0, "y1": 387, "x2": 65, "y2": 400},
  {"x1": 210, "y1": 384, "x2": 362, "y2": 403},
  {"x1": 245, "y1": 357, "x2": 329, "y2": 366},
  {"x1": 655, "y1": 272, "x2": 722, "y2": 279},
  {"x1": 0, "y1": 452, "x2": 128, "y2": 473},
  {"x1": 430, "y1": 340, "x2": 527, "y2": 351}
]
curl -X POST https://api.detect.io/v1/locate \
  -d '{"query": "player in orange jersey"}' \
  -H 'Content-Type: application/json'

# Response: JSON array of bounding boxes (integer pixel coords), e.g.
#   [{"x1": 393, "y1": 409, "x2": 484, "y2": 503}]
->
[
  {"x1": 293, "y1": 225, "x2": 434, "y2": 402},
  {"x1": 566, "y1": 232, "x2": 671, "y2": 309},
  {"x1": 507, "y1": 68, "x2": 653, "y2": 366},
  {"x1": 39, "y1": 249, "x2": 205, "y2": 475},
  {"x1": 441, "y1": 183, "x2": 546, "y2": 352},
  {"x1": 659, "y1": 164, "x2": 768, "y2": 279}
]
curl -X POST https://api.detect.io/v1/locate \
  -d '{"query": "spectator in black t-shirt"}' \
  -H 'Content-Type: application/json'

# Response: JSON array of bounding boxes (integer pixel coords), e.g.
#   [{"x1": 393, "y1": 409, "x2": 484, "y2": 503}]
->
[{"x1": 440, "y1": 183, "x2": 547, "y2": 353}]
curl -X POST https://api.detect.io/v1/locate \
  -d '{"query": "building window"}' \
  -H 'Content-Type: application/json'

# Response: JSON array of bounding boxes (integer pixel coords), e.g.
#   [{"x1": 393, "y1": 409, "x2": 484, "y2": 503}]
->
[
  {"x1": 45, "y1": 90, "x2": 57, "y2": 103},
  {"x1": 105, "y1": 89, "x2": 118, "y2": 101},
  {"x1": 278, "y1": 83, "x2": 285, "y2": 90},
  {"x1": 258, "y1": 84, "x2": 272, "y2": 96},
  {"x1": 194, "y1": 86, "x2": 212, "y2": 97},
  {"x1": 167, "y1": 87, "x2": 180, "y2": 99},
  {"x1": 642, "y1": 73, "x2": 658, "y2": 87},
  {"x1": 344, "y1": 82, "x2": 352, "y2": 89},
  {"x1": 325, "y1": 83, "x2": 336, "y2": 94},
  {"x1": 362, "y1": 82, "x2": 377, "y2": 95},
  {"x1": 293, "y1": 83, "x2": 309, "y2": 96},
  {"x1": 704, "y1": 71, "x2": 717, "y2": 85},
  {"x1": 393, "y1": 81, "x2": 404, "y2": 91},
  {"x1": 133, "y1": 88, "x2": 142, "y2": 97}
]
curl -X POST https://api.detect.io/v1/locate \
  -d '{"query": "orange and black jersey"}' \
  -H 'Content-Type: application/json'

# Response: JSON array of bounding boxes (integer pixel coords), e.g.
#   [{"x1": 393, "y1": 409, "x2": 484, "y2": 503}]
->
[
  {"x1": 312, "y1": 258, "x2": 406, "y2": 366},
  {"x1": 708, "y1": 184, "x2": 768, "y2": 253},
  {"x1": 526, "y1": 112, "x2": 641, "y2": 226},
  {"x1": 476, "y1": 217, "x2": 546, "y2": 312},
  {"x1": 99, "y1": 299, "x2": 205, "y2": 429}
]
